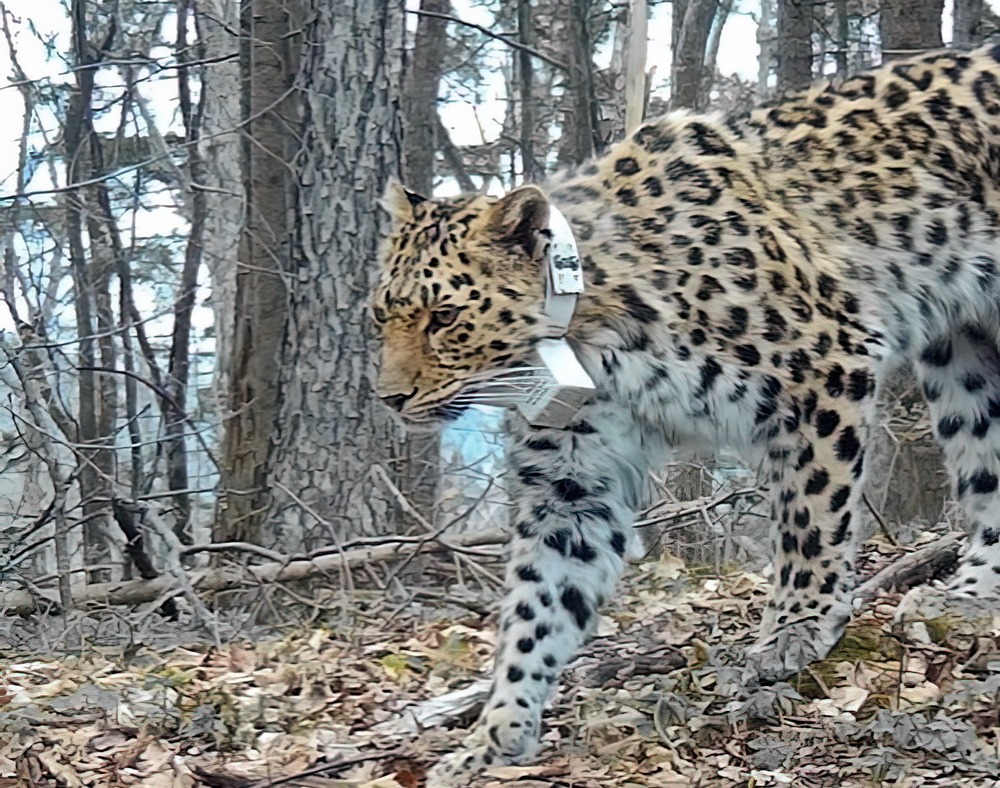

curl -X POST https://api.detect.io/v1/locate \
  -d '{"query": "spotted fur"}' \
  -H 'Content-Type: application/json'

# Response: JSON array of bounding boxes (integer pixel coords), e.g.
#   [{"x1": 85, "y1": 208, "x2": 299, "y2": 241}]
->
[{"x1": 373, "y1": 46, "x2": 1000, "y2": 785}]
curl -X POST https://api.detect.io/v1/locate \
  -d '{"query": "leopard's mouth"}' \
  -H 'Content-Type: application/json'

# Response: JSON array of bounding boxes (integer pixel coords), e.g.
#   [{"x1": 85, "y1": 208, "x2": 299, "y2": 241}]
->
[
  {"x1": 428, "y1": 403, "x2": 469, "y2": 421},
  {"x1": 394, "y1": 400, "x2": 469, "y2": 428}
]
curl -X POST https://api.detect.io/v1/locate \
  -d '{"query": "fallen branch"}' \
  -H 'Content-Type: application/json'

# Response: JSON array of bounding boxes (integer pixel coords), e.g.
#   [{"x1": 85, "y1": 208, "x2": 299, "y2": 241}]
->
[
  {"x1": 0, "y1": 531, "x2": 508, "y2": 616},
  {"x1": 111, "y1": 499, "x2": 179, "y2": 620},
  {"x1": 854, "y1": 533, "x2": 962, "y2": 602}
]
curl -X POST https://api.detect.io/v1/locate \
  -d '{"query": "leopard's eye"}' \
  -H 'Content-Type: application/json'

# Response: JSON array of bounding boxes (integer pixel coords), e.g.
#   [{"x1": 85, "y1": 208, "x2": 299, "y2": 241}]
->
[
  {"x1": 429, "y1": 305, "x2": 462, "y2": 333},
  {"x1": 371, "y1": 305, "x2": 388, "y2": 325}
]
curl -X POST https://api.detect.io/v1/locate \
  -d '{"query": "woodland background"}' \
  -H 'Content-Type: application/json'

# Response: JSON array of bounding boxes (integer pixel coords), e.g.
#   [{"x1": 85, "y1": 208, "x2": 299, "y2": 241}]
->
[
  {"x1": 2, "y1": 0, "x2": 994, "y2": 632},
  {"x1": 0, "y1": 2, "x2": 999, "y2": 785}
]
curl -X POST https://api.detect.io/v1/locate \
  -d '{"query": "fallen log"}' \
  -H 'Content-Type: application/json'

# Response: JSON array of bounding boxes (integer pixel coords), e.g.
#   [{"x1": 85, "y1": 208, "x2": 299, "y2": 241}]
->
[
  {"x1": 854, "y1": 533, "x2": 962, "y2": 602},
  {"x1": 0, "y1": 532, "x2": 507, "y2": 616}
]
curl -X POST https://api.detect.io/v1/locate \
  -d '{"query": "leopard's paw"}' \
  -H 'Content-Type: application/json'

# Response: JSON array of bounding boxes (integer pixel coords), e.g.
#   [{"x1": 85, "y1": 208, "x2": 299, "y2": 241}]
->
[
  {"x1": 745, "y1": 602, "x2": 851, "y2": 680},
  {"x1": 427, "y1": 704, "x2": 541, "y2": 786},
  {"x1": 426, "y1": 746, "x2": 502, "y2": 788}
]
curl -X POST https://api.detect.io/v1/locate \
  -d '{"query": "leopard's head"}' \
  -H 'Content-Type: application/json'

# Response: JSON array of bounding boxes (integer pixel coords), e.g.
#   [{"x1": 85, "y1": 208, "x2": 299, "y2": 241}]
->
[{"x1": 372, "y1": 182, "x2": 555, "y2": 423}]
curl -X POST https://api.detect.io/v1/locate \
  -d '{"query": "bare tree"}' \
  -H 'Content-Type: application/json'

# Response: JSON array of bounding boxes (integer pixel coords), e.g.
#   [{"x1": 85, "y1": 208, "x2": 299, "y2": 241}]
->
[
  {"x1": 219, "y1": 0, "x2": 297, "y2": 542},
  {"x1": 264, "y1": 0, "x2": 414, "y2": 549},
  {"x1": 671, "y1": 0, "x2": 717, "y2": 110},
  {"x1": 776, "y1": 0, "x2": 813, "y2": 93},
  {"x1": 624, "y1": 0, "x2": 648, "y2": 134},
  {"x1": 561, "y1": 0, "x2": 601, "y2": 163},
  {"x1": 197, "y1": 0, "x2": 243, "y2": 438},
  {"x1": 953, "y1": 0, "x2": 985, "y2": 49},
  {"x1": 834, "y1": 0, "x2": 849, "y2": 77},
  {"x1": 518, "y1": 0, "x2": 538, "y2": 181},
  {"x1": 879, "y1": 0, "x2": 943, "y2": 60},
  {"x1": 405, "y1": 0, "x2": 450, "y2": 195},
  {"x1": 757, "y1": 0, "x2": 776, "y2": 98}
]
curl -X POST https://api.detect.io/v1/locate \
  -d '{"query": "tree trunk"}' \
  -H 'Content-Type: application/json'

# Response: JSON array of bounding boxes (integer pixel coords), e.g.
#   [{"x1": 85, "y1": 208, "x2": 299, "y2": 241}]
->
[
  {"x1": 757, "y1": 0, "x2": 776, "y2": 99},
  {"x1": 219, "y1": 0, "x2": 299, "y2": 542},
  {"x1": 405, "y1": 0, "x2": 449, "y2": 195},
  {"x1": 671, "y1": 0, "x2": 717, "y2": 110},
  {"x1": 66, "y1": 0, "x2": 117, "y2": 574},
  {"x1": 564, "y1": 0, "x2": 600, "y2": 163},
  {"x1": 879, "y1": 0, "x2": 943, "y2": 61},
  {"x1": 776, "y1": 0, "x2": 812, "y2": 93},
  {"x1": 624, "y1": 0, "x2": 648, "y2": 135},
  {"x1": 702, "y1": 0, "x2": 733, "y2": 88},
  {"x1": 163, "y1": 0, "x2": 206, "y2": 544},
  {"x1": 518, "y1": 0, "x2": 538, "y2": 181},
  {"x1": 834, "y1": 0, "x2": 848, "y2": 78},
  {"x1": 953, "y1": 0, "x2": 985, "y2": 50},
  {"x1": 264, "y1": 0, "x2": 412, "y2": 550},
  {"x1": 197, "y1": 0, "x2": 244, "y2": 447}
]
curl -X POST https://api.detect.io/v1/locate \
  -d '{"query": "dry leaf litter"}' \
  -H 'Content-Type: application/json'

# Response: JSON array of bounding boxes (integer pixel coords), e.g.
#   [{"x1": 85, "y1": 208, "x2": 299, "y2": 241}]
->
[{"x1": 1, "y1": 532, "x2": 998, "y2": 788}]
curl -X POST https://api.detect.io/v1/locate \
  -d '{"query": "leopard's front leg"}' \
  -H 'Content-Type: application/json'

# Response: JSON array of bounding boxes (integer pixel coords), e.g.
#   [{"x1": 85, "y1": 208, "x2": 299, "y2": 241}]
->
[{"x1": 428, "y1": 406, "x2": 648, "y2": 786}]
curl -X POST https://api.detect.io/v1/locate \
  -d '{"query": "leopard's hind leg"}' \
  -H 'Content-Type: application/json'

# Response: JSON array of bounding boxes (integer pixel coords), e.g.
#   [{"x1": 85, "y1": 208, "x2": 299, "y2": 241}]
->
[
  {"x1": 909, "y1": 326, "x2": 1000, "y2": 605},
  {"x1": 745, "y1": 360, "x2": 877, "y2": 679}
]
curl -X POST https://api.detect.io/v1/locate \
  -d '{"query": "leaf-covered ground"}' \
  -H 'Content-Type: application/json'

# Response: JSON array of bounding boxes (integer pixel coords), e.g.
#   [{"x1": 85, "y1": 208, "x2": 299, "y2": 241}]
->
[{"x1": 2, "y1": 535, "x2": 998, "y2": 788}]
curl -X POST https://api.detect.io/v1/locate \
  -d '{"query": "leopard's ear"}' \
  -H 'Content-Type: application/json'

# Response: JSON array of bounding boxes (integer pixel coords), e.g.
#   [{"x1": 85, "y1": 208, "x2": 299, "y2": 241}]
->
[
  {"x1": 381, "y1": 179, "x2": 428, "y2": 225},
  {"x1": 485, "y1": 185, "x2": 550, "y2": 259}
]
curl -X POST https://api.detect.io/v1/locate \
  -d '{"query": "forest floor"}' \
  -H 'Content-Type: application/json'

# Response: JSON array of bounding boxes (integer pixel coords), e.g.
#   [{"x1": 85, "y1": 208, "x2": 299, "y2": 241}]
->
[{"x1": 1, "y1": 533, "x2": 998, "y2": 788}]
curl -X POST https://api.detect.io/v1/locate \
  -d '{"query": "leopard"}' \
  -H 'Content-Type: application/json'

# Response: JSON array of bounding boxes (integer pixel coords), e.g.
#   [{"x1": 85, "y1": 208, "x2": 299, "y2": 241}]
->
[{"x1": 372, "y1": 45, "x2": 1000, "y2": 786}]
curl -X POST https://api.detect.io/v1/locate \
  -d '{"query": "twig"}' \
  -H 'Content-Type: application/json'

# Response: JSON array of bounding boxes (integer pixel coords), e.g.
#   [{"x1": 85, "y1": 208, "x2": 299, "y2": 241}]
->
[
  {"x1": 180, "y1": 541, "x2": 288, "y2": 563},
  {"x1": 273, "y1": 479, "x2": 354, "y2": 598},
  {"x1": 863, "y1": 492, "x2": 897, "y2": 546},
  {"x1": 634, "y1": 487, "x2": 761, "y2": 528},
  {"x1": 407, "y1": 8, "x2": 567, "y2": 72},
  {"x1": 245, "y1": 750, "x2": 399, "y2": 787}
]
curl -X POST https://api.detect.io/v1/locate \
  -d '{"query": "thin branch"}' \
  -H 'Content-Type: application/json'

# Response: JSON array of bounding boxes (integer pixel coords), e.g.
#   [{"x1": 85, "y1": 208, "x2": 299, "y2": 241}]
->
[{"x1": 407, "y1": 8, "x2": 568, "y2": 72}]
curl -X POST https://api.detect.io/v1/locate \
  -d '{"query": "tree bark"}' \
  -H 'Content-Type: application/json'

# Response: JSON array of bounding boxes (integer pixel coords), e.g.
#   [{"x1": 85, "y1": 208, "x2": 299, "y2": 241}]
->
[
  {"x1": 198, "y1": 0, "x2": 244, "y2": 446},
  {"x1": 776, "y1": 0, "x2": 812, "y2": 93},
  {"x1": 405, "y1": 0, "x2": 449, "y2": 195},
  {"x1": 264, "y1": 0, "x2": 414, "y2": 549},
  {"x1": 518, "y1": 0, "x2": 537, "y2": 181},
  {"x1": 163, "y1": 0, "x2": 206, "y2": 544},
  {"x1": 400, "y1": 0, "x2": 448, "y2": 522},
  {"x1": 671, "y1": 0, "x2": 717, "y2": 110},
  {"x1": 702, "y1": 0, "x2": 733, "y2": 89},
  {"x1": 66, "y1": 0, "x2": 119, "y2": 574},
  {"x1": 624, "y1": 0, "x2": 648, "y2": 135},
  {"x1": 953, "y1": 0, "x2": 985, "y2": 50},
  {"x1": 879, "y1": 0, "x2": 943, "y2": 61},
  {"x1": 757, "y1": 0, "x2": 776, "y2": 99},
  {"x1": 834, "y1": 0, "x2": 848, "y2": 78},
  {"x1": 219, "y1": 0, "x2": 299, "y2": 542},
  {"x1": 566, "y1": 0, "x2": 600, "y2": 162}
]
